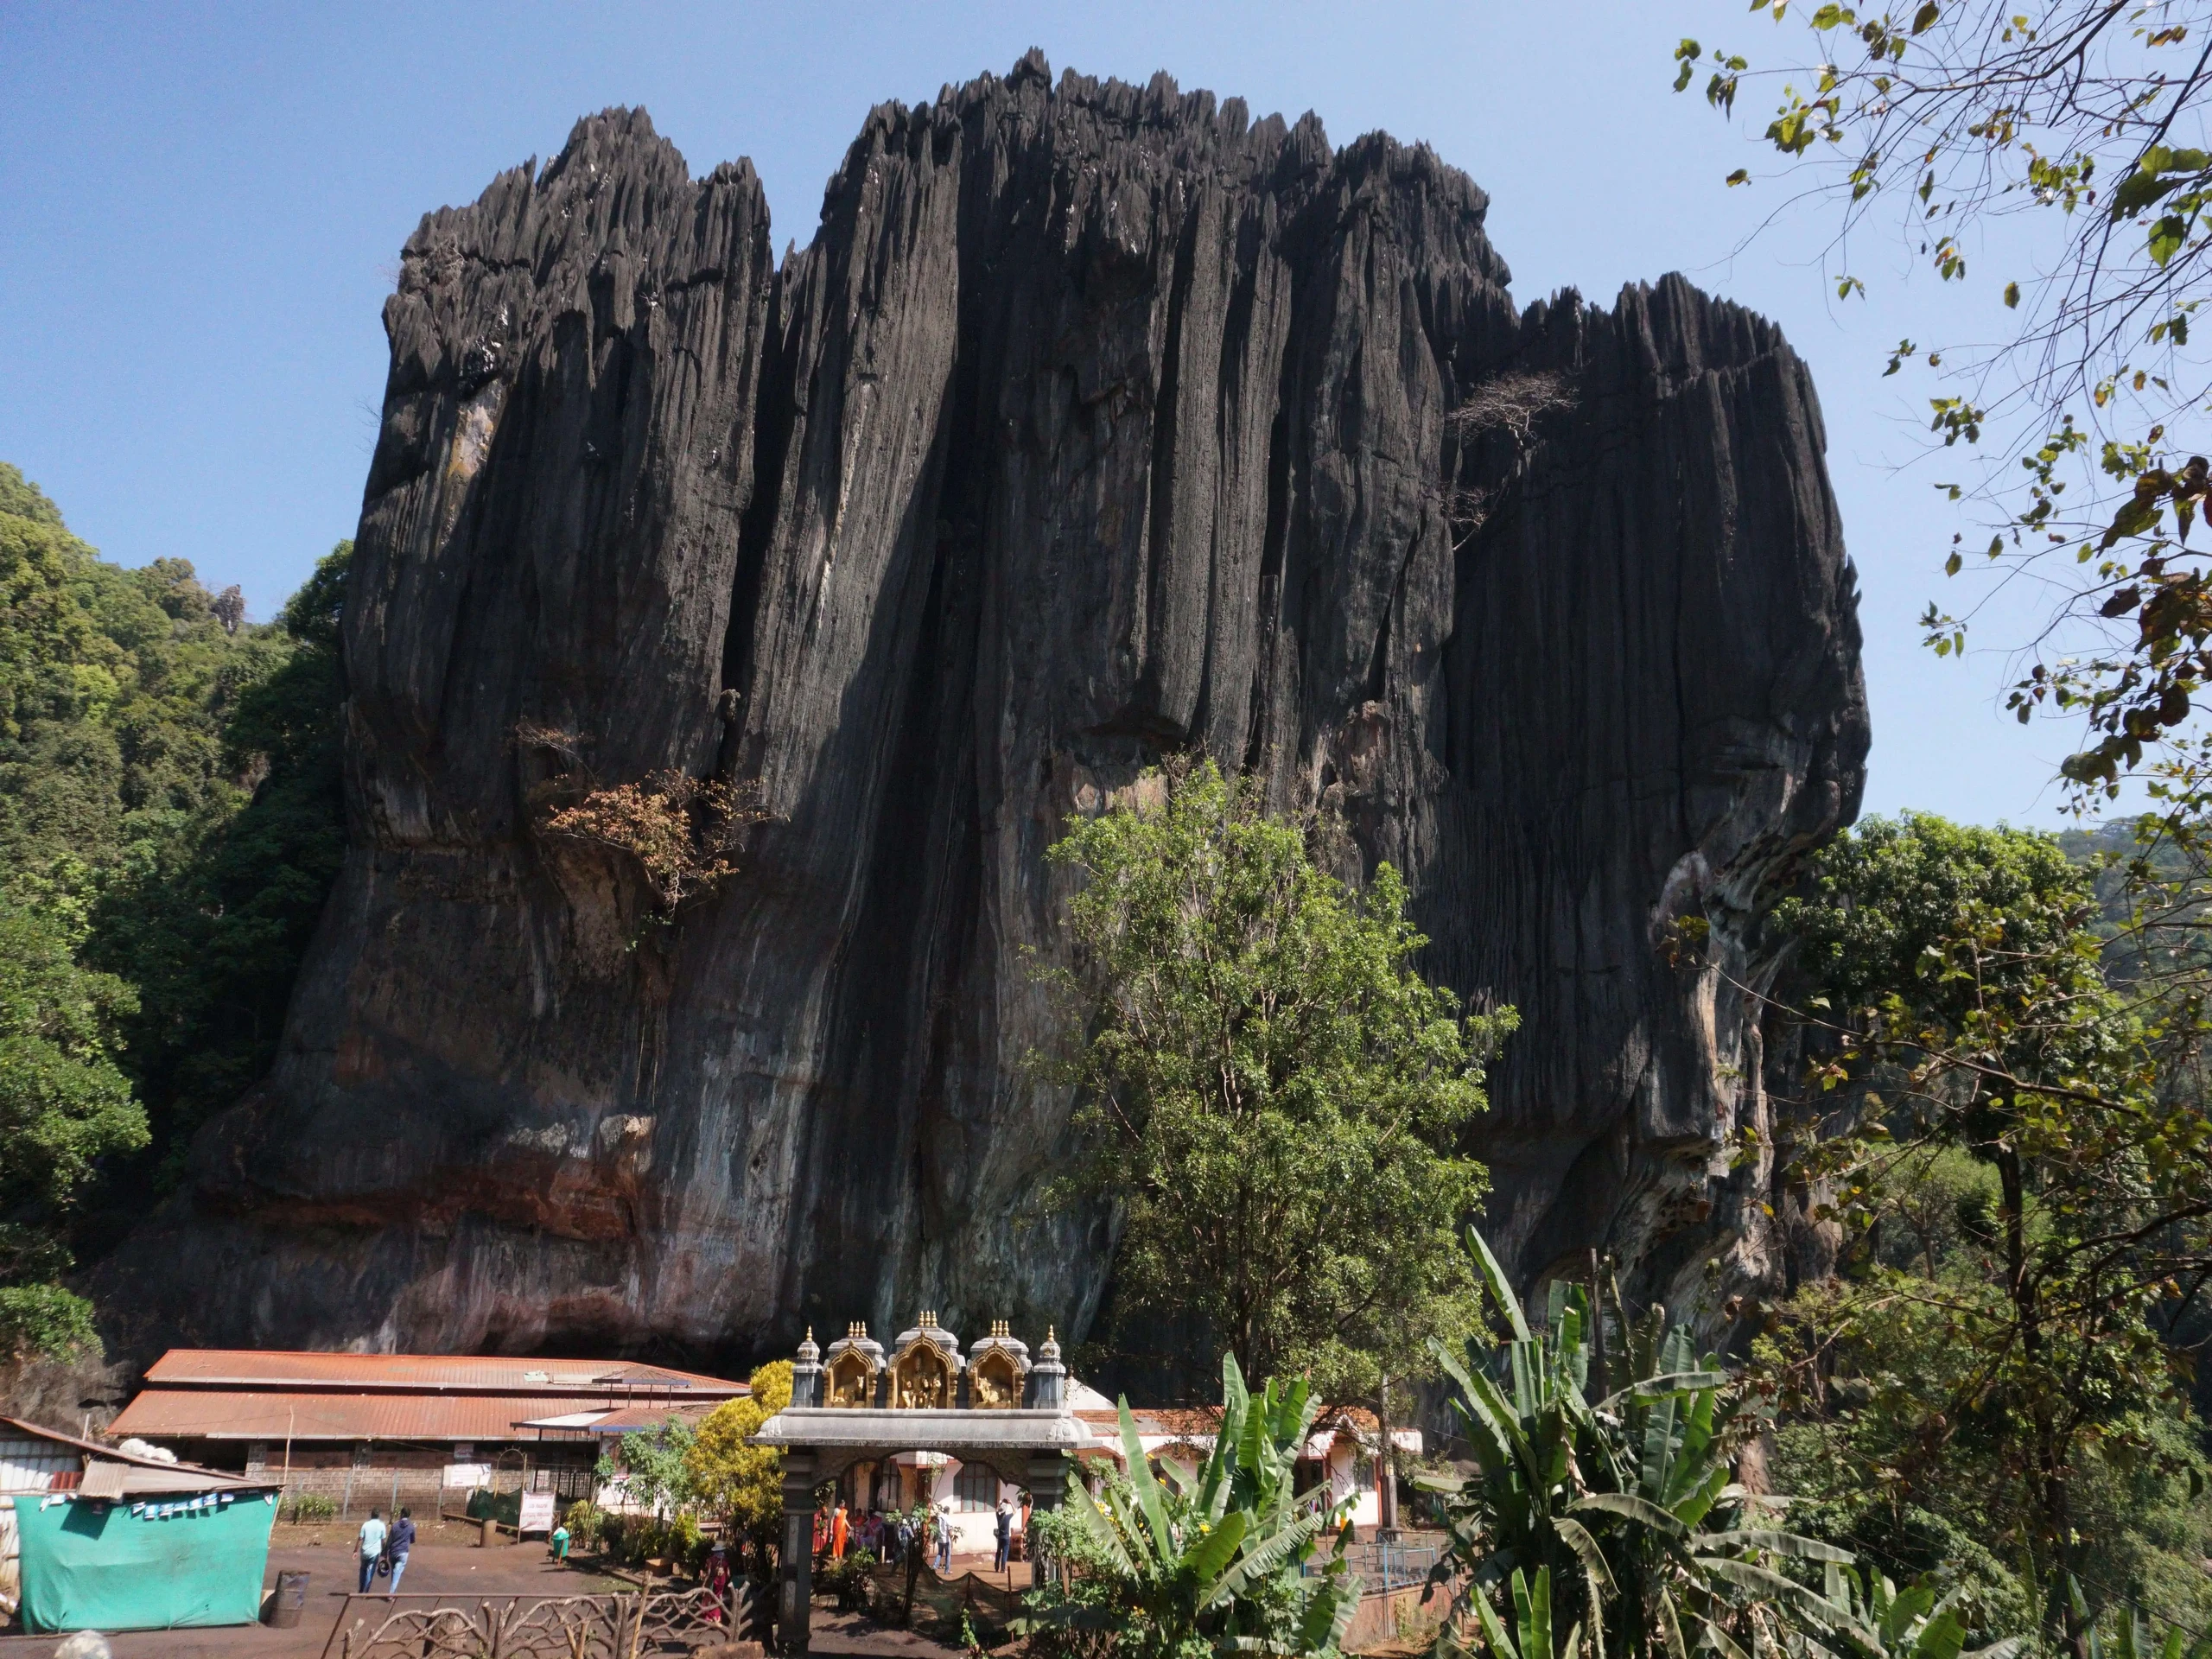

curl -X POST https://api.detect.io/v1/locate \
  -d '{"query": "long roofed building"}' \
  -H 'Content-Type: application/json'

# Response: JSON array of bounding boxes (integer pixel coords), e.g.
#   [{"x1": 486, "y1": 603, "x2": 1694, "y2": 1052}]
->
[{"x1": 108, "y1": 1350, "x2": 747, "y2": 1518}]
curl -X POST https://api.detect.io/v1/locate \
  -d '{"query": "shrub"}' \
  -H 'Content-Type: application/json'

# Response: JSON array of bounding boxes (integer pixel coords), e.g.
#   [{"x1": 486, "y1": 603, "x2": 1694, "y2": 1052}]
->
[
  {"x1": 1022, "y1": 1357, "x2": 1361, "y2": 1659},
  {"x1": 0, "y1": 1284, "x2": 100, "y2": 1362},
  {"x1": 562, "y1": 1499, "x2": 605, "y2": 1551},
  {"x1": 673, "y1": 1511, "x2": 705, "y2": 1573},
  {"x1": 288, "y1": 1491, "x2": 336, "y2": 1524},
  {"x1": 600, "y1": 1512, "x2": 632, "y2": 1563},
  {"x1": 819, "y1": 1548, "x2": 878, "y2": 1612}
]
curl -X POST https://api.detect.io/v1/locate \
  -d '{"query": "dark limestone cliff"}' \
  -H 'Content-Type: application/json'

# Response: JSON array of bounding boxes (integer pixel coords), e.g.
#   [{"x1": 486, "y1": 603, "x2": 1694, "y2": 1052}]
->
[{"x1": 102, "y1": 54, "x2": 1866, "y2": 1364}]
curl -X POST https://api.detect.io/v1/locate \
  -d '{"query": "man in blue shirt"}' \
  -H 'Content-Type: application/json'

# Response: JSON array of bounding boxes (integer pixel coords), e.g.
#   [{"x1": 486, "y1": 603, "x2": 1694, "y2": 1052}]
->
[
  {"x1": 386, "y1": 1509, "x2": 416, "y2": 1593},
  {"x1": 357, "y1": 1510, "x2": 387, "y2": 1593}
]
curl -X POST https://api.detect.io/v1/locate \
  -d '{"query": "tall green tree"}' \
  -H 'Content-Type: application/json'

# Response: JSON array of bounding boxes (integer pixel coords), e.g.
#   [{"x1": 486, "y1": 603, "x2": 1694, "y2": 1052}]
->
[
  {"x1": 0, "y1": 464, "x2": 350, "y2": 1356},
  {"x1": 1039, "y1": 759, "x2": 1513, "y2": 1394},
  {"x1": 86, "y1": 537, "x2": 350, "y2": 1172},
  {"x1": 0, "y1": 903, "x2": 147, "y2": 1358},
  {"x1": 1760, "y1": 815, "x2": 2211, "y2": 1642}
]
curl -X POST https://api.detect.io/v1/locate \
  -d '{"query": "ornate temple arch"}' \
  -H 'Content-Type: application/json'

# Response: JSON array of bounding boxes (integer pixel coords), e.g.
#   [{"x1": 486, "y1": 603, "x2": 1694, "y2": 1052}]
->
[{"x1": 750, "y1": 1318, "x2": 1079, "y2": 1654}]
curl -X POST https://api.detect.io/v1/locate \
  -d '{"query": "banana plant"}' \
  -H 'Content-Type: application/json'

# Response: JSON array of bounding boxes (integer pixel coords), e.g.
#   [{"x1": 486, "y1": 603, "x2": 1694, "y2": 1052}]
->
[
  {"x1": 1422, "y1": 1228, "x2": 1867, "y2": 1659},
  {"x1": 1025, "y1": 1353, "x2": 1363, "y2": 1659},
  {"x1": 1792, "y1": 1564, "x2": 2019, "y2": 1659},
  {"x1": 2070, "y1": 1576, "x2": 2212, "y2": 1659},
  {"x1": 1464, "y1": 1567, "x2": 1580, "y2": 1659}
]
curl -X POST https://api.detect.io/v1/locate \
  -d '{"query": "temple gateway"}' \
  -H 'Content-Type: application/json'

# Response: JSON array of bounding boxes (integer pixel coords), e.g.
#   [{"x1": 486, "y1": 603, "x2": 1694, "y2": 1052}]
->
[{"x1": 749, "y1": 1316, "x2": 1080, "y2": 1654}]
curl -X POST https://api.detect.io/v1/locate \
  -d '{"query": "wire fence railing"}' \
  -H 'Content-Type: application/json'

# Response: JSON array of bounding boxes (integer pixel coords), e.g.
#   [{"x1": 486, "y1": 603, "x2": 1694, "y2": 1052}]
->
[{"x1": 1306, "y1": 1535, "x2": 1440, "y2": 1594}]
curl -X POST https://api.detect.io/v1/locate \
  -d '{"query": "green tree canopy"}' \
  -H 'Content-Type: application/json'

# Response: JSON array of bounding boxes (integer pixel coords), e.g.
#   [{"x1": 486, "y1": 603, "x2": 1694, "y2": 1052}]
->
[
  {"x1": 685, "y1": 1358, "x2": 793, "y2": 1563},
  {"x1": 1039, "y1": 759, "x2": 1513, "y2": 1394},
  {"x1": 0, "y1": 903, "x2": 147, "y2": 1360},
  {"x1": 1764, "y1": 814, "x2": 2212, "y2": 1641},
  {"x1": 0, "y1": 905, "x2": 145, "y2": 1224},
  {"x1": 0, "y1": 463, "x2": 349, "y2": 1364}
]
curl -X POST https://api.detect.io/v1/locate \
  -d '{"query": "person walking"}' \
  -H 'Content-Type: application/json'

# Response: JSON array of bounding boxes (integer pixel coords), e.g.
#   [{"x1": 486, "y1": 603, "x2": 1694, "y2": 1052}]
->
[
  {"x1": 832, "y1": 1499, "x2": 849, "y2": 1561},
  {"x1": 702, "y1": 1543, "x2": 733, "y2": 1626},
  {"x1": 356, "y1": 1508, "x2": 387, "y2": 1595},
  {"x1": 993, "y1": 1497, "x2": 1013, "y2": 1573},
  {"x1": 934, "y1": 1502, "x2": 952, "y2": 1573},
  {"x1": 385, "y1": 1508, "x2": 416, "y2": 1593}
]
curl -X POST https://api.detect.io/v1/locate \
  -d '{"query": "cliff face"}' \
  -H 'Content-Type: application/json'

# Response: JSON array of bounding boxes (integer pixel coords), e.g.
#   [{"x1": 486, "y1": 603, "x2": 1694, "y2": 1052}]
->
[{"x1": 107, "y1": 55, "x2": 1866, "y2": 1362}]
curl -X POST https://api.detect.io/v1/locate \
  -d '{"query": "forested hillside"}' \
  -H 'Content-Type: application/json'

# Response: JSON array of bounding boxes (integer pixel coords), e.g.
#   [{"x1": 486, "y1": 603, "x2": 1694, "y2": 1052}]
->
[{"x1": 0, "y1": 462, "x2": 345, "y2": 1352}]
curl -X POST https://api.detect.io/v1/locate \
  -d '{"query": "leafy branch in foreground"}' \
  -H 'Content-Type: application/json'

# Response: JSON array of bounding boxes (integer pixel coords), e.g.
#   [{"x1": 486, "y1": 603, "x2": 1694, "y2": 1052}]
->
[{"x1": 1672, "y1": 3, "x2": 2212, "y2": 817}]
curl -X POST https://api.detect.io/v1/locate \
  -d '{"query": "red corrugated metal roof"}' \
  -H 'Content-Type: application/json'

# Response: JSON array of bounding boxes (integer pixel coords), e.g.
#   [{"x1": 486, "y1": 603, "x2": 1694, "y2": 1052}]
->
[
  {"x1": 1, "y1": 1415, "x2": 270, "y2": 1494},
  {"x1": 142, "y1": 1349, "x2": 742, "y2": 1395},
  {"x1": 108, "y1": 1389, "x2": 671, "y2": 1443}
]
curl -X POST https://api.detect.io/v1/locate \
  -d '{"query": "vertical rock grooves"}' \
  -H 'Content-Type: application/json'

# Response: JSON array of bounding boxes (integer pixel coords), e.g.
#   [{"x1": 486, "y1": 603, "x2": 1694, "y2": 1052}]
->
[{"x1": 98, "y1": 55, "x2": 1867, "y2": 1365}]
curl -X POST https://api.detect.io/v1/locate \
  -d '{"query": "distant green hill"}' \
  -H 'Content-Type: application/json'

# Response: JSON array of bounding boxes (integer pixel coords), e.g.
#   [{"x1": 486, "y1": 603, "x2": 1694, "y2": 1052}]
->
[{"x1": 0, "y1": 462, "x2": 347, "y2": 1343}]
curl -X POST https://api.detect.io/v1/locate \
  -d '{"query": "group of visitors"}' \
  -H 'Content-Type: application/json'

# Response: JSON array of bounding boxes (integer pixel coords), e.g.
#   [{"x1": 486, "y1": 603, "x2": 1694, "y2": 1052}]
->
[
  {"x1": 346, "y1": 1488, "x2": 1029, "y2": 1600},
  {"x1": 816, "y1": 1491, "x2": 1030, "y2": 1574},
  {"x1": 354, "y1": 1506, "x2": 416, "y2": 1594}
]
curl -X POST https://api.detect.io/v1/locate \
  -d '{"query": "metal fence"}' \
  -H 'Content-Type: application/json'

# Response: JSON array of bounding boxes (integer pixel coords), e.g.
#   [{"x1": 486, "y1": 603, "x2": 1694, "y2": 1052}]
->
[
  {"x1": 321, "y1": 1582, "x2": 755, "y2": 1659},
  {"x1": 1306, "y1": 1535, "x2": 1441, "y2": 1595}
]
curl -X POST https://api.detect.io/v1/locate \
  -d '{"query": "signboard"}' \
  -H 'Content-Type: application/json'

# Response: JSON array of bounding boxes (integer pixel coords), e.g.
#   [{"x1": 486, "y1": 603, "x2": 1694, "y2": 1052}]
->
[{"x1": 518, "y1": 1491, "x2": 556, "y2": 1535}]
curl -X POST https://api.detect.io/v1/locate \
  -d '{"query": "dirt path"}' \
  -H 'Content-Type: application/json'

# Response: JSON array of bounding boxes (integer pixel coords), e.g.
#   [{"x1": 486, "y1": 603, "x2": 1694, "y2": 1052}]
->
[
  {"x1": 0, "y1": 1541, "x2": 626, "y2": 1657},
  {"x1": 0, "y1": 1542, "x2": 1029, "y2": 1656}
]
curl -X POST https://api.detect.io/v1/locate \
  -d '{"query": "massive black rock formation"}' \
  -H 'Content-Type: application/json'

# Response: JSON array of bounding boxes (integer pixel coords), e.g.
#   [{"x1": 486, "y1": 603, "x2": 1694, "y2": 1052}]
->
[{"x1": 106, "y1": 55, "x2": 1866, "y2": 1363}]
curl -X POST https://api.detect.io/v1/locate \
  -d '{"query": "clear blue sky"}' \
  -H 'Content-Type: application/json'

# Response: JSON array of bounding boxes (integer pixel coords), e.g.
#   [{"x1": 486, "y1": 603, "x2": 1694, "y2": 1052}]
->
[{"x1": 0, "y1": 0, "x2": 2107, "y2": 826}]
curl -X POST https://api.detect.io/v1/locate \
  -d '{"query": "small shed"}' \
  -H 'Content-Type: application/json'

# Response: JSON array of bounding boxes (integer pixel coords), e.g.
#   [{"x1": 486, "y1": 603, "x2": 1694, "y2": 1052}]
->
[{"x1": 0, "y1": 1415, "x2": 277, "y2": 1634}]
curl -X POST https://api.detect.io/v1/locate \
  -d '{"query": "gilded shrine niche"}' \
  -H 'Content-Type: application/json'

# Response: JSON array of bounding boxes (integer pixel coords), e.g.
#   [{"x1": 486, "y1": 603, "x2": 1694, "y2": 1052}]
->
[
  {"x1": 967, "y1": 1319, "x2": 1031, "y2": 1408},
  {"x1": 887, "y1": 1312, "x2": 963, "y2": 1408},
  {"x1": 822, "y1": 1323, "x2": 884, "y2": 1408}
]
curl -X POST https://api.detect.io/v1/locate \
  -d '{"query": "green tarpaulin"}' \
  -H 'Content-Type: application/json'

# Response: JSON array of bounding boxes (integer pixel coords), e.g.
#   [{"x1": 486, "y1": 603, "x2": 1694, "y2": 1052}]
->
[{"x1": 13, "y1": 1487, "x2": 276, "y2": 1632}]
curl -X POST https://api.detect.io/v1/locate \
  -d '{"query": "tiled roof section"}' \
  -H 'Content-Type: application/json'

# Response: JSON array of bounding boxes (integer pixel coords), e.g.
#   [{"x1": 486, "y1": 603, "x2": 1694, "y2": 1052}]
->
[
  {"x1": 1072, "y1": 1404, "x2": 1421, "y2": 1459},
  {"x1": 107, "y1": 1390, "x2": 662, "y2": 1443},
  {"x1": 1076, "y1": 1407, "x2": 1224, "y2": 1440},
  {"x1": 142, "y1": 1349, "x2": 743, "y2": 1394}
]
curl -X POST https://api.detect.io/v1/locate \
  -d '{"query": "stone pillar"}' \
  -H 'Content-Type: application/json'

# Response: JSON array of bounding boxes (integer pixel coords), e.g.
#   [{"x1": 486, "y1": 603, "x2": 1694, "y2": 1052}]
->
[
  {"x1": 791, "y1": 1328, "x2": 823, "y2": 1408},
  {"x1": 1025, "y1": 1452, "x2": 1067, "y2": 1510},
  {"x1": 778, "y1": 1452, "x2": 817, "y2": 1654},
  {"x1": 1026, "y1": 1451, "x2": 1068, "y2": 1585},
  {"x1": 1028, "y1": 1327, "x2": 1066, "y2": 1410}
]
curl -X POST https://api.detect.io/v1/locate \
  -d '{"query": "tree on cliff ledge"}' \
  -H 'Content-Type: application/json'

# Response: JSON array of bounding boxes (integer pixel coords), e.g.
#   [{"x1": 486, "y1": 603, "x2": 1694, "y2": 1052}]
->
[{"x1": 1038, "y1": 760, "x2": 1516, "y2": 1396}]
